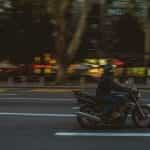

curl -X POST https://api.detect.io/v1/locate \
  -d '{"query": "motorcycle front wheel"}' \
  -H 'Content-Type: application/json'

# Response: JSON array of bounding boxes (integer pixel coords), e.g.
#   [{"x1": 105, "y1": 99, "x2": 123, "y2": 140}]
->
[{"x1": 132, "y1": 105, "x2": 150, "y2": 128}]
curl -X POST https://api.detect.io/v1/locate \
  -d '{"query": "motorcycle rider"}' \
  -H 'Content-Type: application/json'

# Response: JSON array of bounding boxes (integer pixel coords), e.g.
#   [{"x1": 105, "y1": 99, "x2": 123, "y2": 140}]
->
[{"x1": 96, "y1": 62, "x2": 131, "y2": 119}]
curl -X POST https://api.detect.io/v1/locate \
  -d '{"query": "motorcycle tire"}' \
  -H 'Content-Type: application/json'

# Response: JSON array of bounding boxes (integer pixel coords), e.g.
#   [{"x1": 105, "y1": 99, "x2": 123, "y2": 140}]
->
[{"x1": 77, "y1": 105, "x2": 98, "y2": 129}]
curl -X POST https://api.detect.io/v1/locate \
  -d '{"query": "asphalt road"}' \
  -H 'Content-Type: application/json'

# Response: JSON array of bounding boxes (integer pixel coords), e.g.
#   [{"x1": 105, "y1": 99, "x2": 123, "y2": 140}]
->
[{"x1": 0, "y1": 88, "x2": 150, "y2": 150}]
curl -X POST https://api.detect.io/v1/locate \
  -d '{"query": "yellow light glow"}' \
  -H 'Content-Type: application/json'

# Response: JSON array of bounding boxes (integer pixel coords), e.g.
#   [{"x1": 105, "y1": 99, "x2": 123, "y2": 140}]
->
[
  {"x1": 99, "y1": 59, "x2": 107, "y2": 65},
  {"x1": 87, "y1": 68, "x2": 103, "y2": 77},
  {"x1": 50, "y1": 59, "x2": 56, "y2": 64},
  {"x1": 34, "y1": 56, "x2": 41, "y2": 63},
  {"x1": 44, "y1": 68, "x2": 51, "y2": 74},
  {"x1": 44, "y1": 57, "x2": 51, "y2": 62},
  {"x1": 67, "y1": 64, "x2": 78, "y2": 74},
  {"x1": 43, "y1": 53, "x2": 51, "y2": 62},
  {"x1": 85, "y1": 59, "x2": 97, "y2": 64},
  {"x1": 148, "y1": 68, "x2": 150, "y2": 76},
  {"x1": 91, "y1": 64, "x2": 99, "y2": 68},
  {"x1": 127, "y1": 67, "x2": 146, "y2": 77},
  {"x1": 85, "y1": 58, "x2": 108, "y2": 66},
  {"x1": 34, "y1": 69, "x2": 41, "y2": 74}
]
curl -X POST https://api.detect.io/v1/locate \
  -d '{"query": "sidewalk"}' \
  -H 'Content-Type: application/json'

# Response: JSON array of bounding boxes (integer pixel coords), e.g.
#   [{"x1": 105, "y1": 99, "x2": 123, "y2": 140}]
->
[{"x1": 0, "y1": 82, "x2": 149, "y2": 89}]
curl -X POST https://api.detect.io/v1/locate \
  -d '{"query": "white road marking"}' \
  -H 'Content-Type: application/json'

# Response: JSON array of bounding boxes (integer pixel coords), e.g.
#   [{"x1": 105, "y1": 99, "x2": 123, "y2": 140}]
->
[
  {"x1": 72, "y1": 105, "x2": 150, "y2": 110},
  {"x1": 55, "y1": 132, "x2": 150, "y2": 137},
  {"x1": 0, "y1": 111, "x2": 150, "y2": 118},
  {"x1": 0, "y1": 112, "x2": 76, "y2": 117},
  {"x1": 72, "y1": 107, "x2": 80, "y2": 110}
]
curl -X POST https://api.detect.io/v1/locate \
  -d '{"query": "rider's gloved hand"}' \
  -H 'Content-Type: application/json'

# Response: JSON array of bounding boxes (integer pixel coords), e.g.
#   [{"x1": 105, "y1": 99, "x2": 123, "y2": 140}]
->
[{"x1": 128, "y1": 88, "x2": 139, "y2": 99}]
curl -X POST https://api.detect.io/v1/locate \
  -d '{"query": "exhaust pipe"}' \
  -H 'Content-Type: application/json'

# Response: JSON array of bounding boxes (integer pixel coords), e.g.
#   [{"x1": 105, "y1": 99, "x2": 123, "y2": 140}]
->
[{"x1": 76, "y1": 111, "x2": 101, "y2": 122}]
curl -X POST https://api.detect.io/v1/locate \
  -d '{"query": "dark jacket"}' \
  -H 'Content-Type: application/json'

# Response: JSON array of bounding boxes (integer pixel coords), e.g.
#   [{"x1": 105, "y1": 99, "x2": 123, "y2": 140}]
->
[{"x1": 96, "y1": 73, "x2": 130, "y2": 98}]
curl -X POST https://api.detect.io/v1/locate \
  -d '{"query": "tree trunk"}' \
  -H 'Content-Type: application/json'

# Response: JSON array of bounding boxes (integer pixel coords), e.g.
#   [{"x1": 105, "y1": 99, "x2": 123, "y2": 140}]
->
[
  {"x1": 67, "y1": 0, "x2": 91, "y2": 61},
  {"x1": 54, "y1": 0, "x2": 91, "y2": 82},
  {"x1": 56, "y1": 63, "x2": 67, "y2": 82},
  {"x1": 54, "y1": 0, "x2": 73, "y2": 82},
  {"x1": 55, "y1": 15, "x2": 68, "y2": 81}
]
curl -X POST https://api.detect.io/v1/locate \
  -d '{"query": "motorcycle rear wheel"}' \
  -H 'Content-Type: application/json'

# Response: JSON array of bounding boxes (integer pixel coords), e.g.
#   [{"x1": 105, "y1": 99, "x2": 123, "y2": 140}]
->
[{"x1": 77, "y1": 106, "x2": 98, "y2": 129}]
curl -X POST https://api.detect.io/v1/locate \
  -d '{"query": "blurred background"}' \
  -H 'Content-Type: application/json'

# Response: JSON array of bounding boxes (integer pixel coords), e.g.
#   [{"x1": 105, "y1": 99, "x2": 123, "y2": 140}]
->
[{"x1": 0, "y1": 0, "x2": 149, "y2": 85}]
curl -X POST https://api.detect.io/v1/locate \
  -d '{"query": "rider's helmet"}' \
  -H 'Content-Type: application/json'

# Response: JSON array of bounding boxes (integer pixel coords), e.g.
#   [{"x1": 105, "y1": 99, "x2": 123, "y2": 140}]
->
[
  {"x1": 104, "y1": 64, "x2": 116, "y2": 73},
  {"x1": 102, "y1": 63, "x2": 117, "y2": 77}
]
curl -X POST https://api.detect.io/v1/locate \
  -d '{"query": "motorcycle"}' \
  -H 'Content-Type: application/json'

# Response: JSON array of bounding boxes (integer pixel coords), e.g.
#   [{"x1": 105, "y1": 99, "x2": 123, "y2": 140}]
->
[{"x1": 73, "y1": 87, "x2": 150, "y2": 129}]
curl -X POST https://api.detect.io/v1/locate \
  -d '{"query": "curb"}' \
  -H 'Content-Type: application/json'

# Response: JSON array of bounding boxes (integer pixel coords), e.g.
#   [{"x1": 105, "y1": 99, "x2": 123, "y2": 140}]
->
[
  {"x1": 0, "y1": 86, "x2": 149, "y2": 89},
  {"x1": 0, "y1": 84, "x2": 149, "y2": 90}
]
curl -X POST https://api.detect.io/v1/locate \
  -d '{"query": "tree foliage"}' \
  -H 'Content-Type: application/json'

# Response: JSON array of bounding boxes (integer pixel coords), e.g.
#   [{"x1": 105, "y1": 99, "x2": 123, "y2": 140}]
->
[
  {"x1": 0, "y1": 0, "x2": 96, "y2": 81},
  {"x1": 46, "y1": 0, "x2": 92, "y2": 81}
]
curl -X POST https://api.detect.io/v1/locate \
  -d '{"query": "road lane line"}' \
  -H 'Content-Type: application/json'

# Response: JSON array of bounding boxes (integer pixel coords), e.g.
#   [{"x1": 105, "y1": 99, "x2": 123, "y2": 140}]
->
[
  {"x1": 0, "y1": 112, "x2": 150, "y2": 118},
  {"x1": 72, "y1": 104, "x2": 150, "y2": 110},
  {"x1": 72, "y1": 107, "x2": 80, "y2": 110},
  {"x1": 0, "y1": 112, "x2": 76, "y2": 117},
  {"x1": 55, "y1": 132, "x2": 150, "y2": 137}
]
